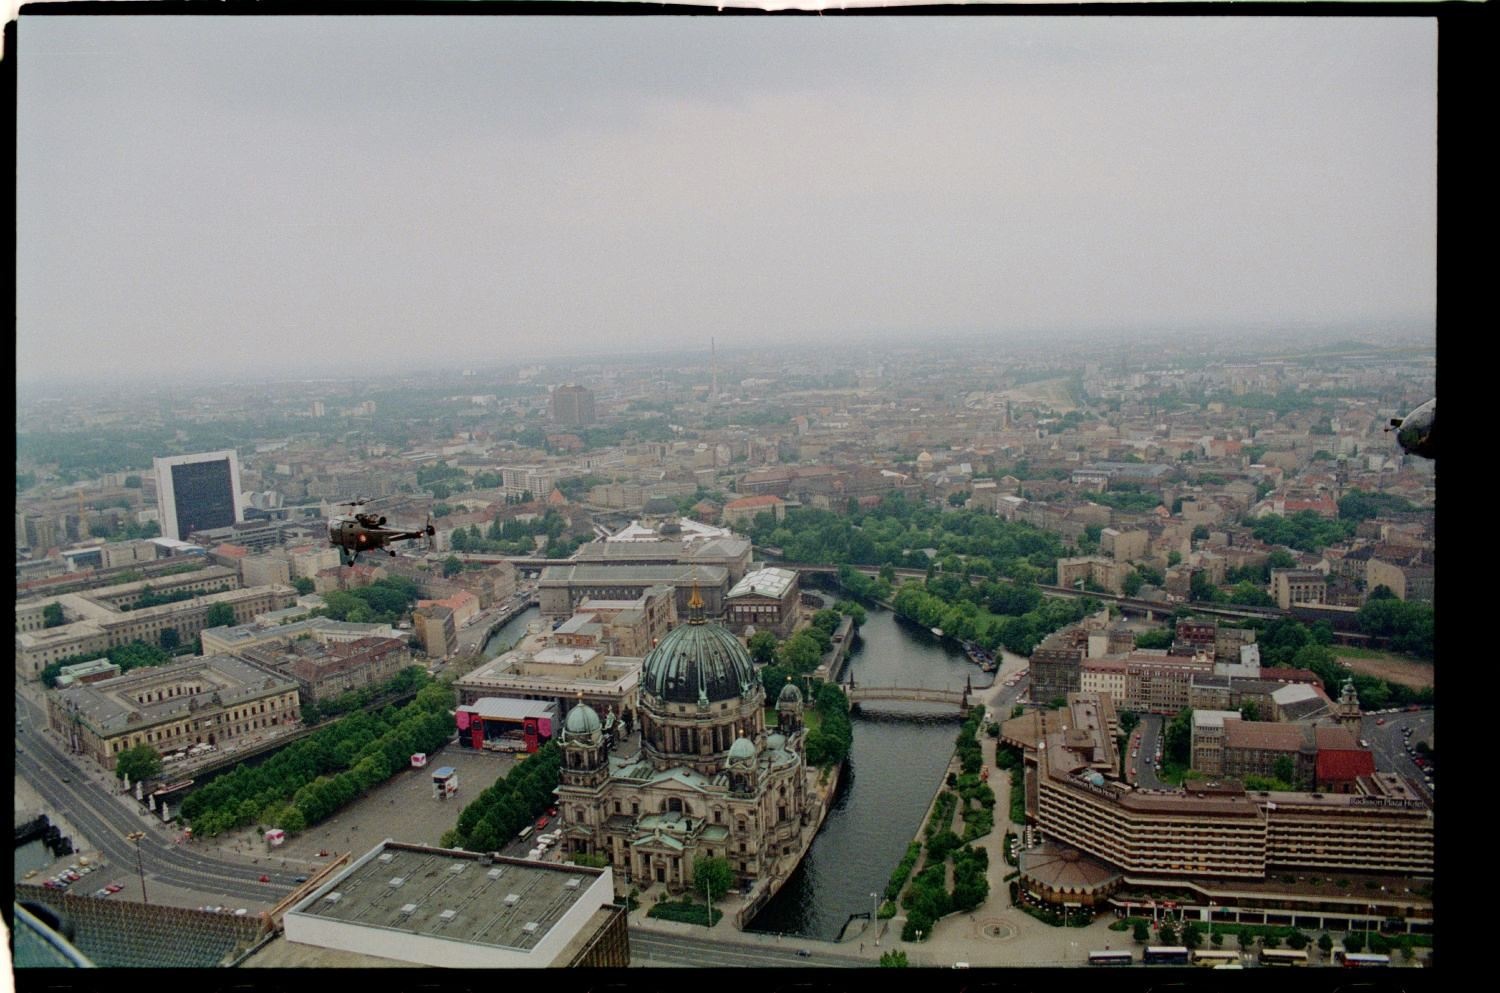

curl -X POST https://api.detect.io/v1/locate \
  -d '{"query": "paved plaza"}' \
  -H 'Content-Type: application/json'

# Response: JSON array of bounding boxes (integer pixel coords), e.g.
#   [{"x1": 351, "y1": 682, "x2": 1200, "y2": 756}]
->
[{"x1": 195, "y1": 743, "x2": 526, "y2": 872}]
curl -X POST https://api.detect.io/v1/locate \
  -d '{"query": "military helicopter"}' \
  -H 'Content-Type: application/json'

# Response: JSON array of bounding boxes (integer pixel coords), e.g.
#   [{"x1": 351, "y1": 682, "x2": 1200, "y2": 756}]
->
[
  {"x1": 1387, "y1": 398, "x2": 1435, "y2": 460},
  {"x1": 329, "y1": 499, "x2": 436, "y2": 566}
]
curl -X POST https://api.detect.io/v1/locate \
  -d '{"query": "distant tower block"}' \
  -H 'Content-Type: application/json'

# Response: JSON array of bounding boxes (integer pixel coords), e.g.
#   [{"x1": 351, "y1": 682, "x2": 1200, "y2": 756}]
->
[
  {"x1": 152, "y1": 450, "x2": 245, "y2": 541},
  {"x1": 550, "y1": 384, "x2": 596, "y2": 426}
]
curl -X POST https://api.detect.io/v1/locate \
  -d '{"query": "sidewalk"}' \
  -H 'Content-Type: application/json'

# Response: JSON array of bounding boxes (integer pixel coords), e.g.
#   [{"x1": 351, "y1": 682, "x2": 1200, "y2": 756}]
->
[{"x1": 877, "y1": 672, "x2": 1117, "y2": 967}]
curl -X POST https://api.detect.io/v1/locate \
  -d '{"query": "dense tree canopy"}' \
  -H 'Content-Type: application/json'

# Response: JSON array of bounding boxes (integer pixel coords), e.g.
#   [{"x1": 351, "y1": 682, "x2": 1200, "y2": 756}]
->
[
  {"x1": 181, "y1": 678, "x2": 454, "y2": 838},
  {"x1": 746, "y1": 631, "x2": 779, "y2": 664},
  {"x1": 1338, "y1": 488, "x2": 1420, "y2": 522},
  {"x1": 752, "y1": 498, "x2": 1065, "y2": 581},
  {"x1": 115, "y1": 744, "x2": 162, "y2": 783},
  {"x1": 445, "y1": 741, "x2": 561, "y2": 852},
  {"x1": 41, "y1": 639, "x2": 174, "y2": 687},
  {"x1": 891, "y1": 578, "x2": 1099, "y2": 656},
  {"x1": 204, "y1": 603, "x2": 238, "y2": 628},
  {"x1": 1164, "y1": 708, "x2": 1193, "y2": 766},
  {"x1": 316, "y1": 577, "x2": 420, "y2": 625},
  {"x1": 692, "y1": 856, "x2": 735, "y2": 902},
  {"x1": 1356, "y1": 597, "x2": 1434, "y2": 658},
  {"x1": 1250, "y1": 511, "x2": 1355, "y2": 553}
]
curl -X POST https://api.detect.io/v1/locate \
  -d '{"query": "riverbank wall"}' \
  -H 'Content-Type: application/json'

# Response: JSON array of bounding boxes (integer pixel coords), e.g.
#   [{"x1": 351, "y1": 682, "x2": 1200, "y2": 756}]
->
[{"x1": 735, "y1": 757, "x2": 845, "y2": 929}]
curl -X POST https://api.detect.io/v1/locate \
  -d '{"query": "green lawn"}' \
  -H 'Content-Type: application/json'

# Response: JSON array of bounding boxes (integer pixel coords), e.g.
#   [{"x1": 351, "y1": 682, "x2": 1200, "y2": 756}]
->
[
  {"x1": 1334, "y1": 646, "x2": 1407, "y2": 661},
  {"x1": 766, "y1": 707, "x2": 823, "y2": 733}
]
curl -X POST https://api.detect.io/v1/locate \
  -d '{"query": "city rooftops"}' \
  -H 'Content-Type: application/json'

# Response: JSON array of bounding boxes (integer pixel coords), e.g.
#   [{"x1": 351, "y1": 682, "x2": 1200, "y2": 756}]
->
[
  {"x1": 605, "y1": 518, "x2": 736, "y2": 544},
  {"x1": 1193, "y1": 709, "x2": 1243, "y2": 729},
  {"x1": 1223, "y1": 720, "x2": 1309, "y2": 752},
  {"x1": 539, "y1": 563, "x2": 728, "y2": 585},
  {"x1": 727, "y1": 567, "x2": 797, "y2": 601},
  {"x1": 53, "y1": 655, "x2": 299, "y2": 735},
  {"x1": 529, "y1": 646, "x2": 603, "y2": 666}
]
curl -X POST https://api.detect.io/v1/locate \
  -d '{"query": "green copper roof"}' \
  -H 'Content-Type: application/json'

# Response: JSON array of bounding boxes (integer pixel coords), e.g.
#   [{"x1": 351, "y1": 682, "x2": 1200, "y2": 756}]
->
[
  {"x1": 640, "y1": 620, "x2": 758, "y2": 706},
  {"x1": 564, "y1": 702, "x2": 602, "y2": 737}
]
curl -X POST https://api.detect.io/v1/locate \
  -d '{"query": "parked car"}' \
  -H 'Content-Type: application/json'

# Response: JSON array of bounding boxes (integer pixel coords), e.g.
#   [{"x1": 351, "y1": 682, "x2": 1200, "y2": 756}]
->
[{"x1": 105, "y1": 883, "x2": 124, "y2": 893}]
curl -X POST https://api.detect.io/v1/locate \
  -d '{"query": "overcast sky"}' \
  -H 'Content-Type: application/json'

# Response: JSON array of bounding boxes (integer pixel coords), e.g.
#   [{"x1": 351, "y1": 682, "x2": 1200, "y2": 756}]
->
[{"x1": 16, "y1": 15, "x2": 1436, "y2": 385}]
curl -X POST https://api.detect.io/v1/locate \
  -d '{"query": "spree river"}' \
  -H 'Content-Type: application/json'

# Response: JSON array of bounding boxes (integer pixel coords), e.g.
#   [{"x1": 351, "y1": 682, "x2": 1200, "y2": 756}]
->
[
  {"x1": 482, "y1": 605, "x2": 542, "y2": 657},
  {"x1": 747, "y1": 602, "x2": 992, "y2": 939}
]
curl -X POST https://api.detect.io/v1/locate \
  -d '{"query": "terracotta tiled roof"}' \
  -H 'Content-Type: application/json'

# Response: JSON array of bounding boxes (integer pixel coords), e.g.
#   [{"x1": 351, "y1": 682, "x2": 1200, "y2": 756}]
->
[{"x1": 1316, "y1": 748, "x2": 1375, "y2": 783}]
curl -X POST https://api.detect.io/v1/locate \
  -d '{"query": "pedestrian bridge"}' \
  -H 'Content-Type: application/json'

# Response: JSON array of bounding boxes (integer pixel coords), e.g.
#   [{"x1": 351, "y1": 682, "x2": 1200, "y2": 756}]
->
[{"x1": 842, "y1": 683, "x2": 974, "y2": 716}]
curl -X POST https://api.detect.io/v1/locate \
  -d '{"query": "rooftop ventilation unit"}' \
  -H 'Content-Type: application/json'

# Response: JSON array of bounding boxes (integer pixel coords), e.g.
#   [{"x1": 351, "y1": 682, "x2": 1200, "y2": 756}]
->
[
  {"x1": 399, "y1": 903, "x2": 418, "y2": 916},
  {"x1": 565, "y1": 878, "x2": 581, "y2": 890},
  {"x1": 323, "y1": 892, "x2": 343, "y2": 904},
  {"x1": 448, "y1": 864, "x2": 465, "y2": 874},
  {"x1": 523, "y1": 922, "x2": 539, "y2": 934},
  {"x1": 378, "y1": 853, "x2": 395, "y2": 863},
  {"x1": 504, "y1": 894, "x2": 520, "y2": 906},
  {"x1": 487, "y1": 868, "x2": 503, "y2": 880},
  {"x1": 478, "y1": 855, "x2": 493, "y2": 866},
  {"x1": 389, "y1": 877, "x2": 406, "y2": 888},
  {"x1": 439, "y1": 909, "x2": 457, "y2": 922}
]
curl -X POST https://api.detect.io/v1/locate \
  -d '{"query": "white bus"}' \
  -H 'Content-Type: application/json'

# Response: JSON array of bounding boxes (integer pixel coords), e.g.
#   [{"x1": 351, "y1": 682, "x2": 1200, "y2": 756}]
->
[
  {"x1": 1191, "y1": 949, "x2": 1240, "y2": 967},
  {"x1": 1087, "y1": 950, "x2": 1133, "y2": 966},
  {"x1": 1260, "y1": 948, "x2": 1309, "y2": 967}
]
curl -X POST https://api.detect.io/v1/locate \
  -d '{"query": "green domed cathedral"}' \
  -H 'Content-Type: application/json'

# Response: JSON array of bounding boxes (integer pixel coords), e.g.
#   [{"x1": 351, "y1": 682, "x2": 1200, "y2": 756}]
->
[{"x1": 553, "y1": 587, "x2": 811, "y2": 904}]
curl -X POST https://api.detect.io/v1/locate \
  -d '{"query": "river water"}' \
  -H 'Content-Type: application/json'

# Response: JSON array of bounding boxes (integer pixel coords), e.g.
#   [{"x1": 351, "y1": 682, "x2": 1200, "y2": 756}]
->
[
  {"x1": 482, "y1": 605, "x2": 542, "y2": 657},
  {"x1": 746, "y1": 603, "x2": 992, "y2": 939}
]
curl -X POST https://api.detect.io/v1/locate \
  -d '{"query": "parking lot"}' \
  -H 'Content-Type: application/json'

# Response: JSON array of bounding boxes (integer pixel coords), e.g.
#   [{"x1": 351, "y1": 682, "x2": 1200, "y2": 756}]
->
[{"x1": 196, "y1": 741, "x2": 527, "y2": 872}]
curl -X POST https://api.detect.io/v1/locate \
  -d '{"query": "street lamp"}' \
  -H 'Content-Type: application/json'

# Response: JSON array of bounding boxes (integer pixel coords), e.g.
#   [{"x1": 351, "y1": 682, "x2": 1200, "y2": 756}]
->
[
  {"x1": 126, "y1": 831, "x2": 148, "y2": 905},
  {"x1": 872, "y1": 892, "x2": 881, "y2": 946}
]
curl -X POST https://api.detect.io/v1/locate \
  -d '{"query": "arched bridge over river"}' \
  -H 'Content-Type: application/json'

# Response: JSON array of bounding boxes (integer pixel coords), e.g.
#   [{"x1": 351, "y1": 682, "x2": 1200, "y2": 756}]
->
[{"x1": 841, "y1": 681, "x2": 976, "y2": 718}]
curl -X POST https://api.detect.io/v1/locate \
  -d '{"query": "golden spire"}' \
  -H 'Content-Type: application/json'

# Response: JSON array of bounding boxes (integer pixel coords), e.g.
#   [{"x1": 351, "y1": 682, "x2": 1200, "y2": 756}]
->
[{"x1": 687, "y1": 567, "x2": 705, "y2": 624}]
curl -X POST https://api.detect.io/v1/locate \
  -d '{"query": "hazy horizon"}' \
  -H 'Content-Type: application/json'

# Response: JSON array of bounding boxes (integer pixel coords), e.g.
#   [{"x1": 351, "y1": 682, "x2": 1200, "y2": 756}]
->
[{"x1": 17, "y1": 15, "x2": 1437, "y2": 387}]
